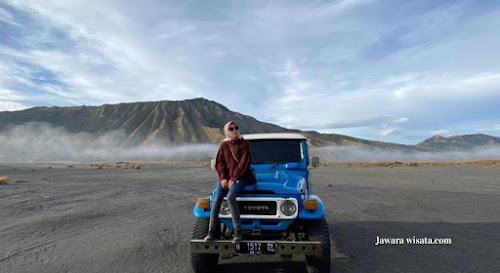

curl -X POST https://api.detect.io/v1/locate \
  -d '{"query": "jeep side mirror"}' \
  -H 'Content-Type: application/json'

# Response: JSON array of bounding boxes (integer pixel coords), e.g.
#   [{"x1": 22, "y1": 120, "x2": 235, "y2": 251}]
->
[
  {"x1": 311, "y1": 156, "x2": 320, "y2": 168},
  {"x1": 210, "y1": 159, "x2": 216, "y2": 171}
]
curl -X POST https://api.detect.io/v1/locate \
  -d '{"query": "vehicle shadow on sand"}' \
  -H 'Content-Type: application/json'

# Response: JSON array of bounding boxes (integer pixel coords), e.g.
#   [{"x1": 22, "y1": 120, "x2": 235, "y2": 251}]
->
[{"x1": 218, "y1": 261, "x2": 306, "y2": 273}]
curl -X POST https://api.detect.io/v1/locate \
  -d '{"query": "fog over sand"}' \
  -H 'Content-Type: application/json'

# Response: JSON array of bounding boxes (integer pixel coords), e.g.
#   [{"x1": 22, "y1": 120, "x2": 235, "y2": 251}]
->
[
  {"x1": 1, "y1": 123, "x2": 499, "y2": 163},
  {"x1": 0, "y1": 123, "x2": 218, "y2": 162},
  {"x1": 311, "y1": 146, "x2": 500, "y2": 162}
]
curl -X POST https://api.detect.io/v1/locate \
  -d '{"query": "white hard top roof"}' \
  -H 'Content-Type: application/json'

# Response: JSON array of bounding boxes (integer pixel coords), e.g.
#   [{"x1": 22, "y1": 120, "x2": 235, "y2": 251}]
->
[{"x1": 242, "y1": 133, "x2": 307, "y2": 140}]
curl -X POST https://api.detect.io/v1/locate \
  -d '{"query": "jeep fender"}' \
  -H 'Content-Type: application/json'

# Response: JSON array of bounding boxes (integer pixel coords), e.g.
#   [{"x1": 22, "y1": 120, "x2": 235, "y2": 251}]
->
[
  {"x1": 193, "y1": 202, "x2": 211, "y2": 218},
  {"x1": 298, "y1": 195, "x2": 324, "y2": 219}
]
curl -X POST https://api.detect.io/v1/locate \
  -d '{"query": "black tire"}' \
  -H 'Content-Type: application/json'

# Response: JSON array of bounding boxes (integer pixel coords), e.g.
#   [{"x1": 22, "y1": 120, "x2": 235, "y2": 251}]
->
[
  {"x1": 305, "y1": 218, "x2": 331, "y2": 273},
  {"x1": 190, "y1": 218, "x2": 219, "y2": 273}
]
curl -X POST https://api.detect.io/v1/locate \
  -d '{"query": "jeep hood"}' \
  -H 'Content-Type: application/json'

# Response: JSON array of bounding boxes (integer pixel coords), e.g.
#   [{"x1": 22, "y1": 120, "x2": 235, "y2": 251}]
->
[{"x1": 242, "y1": 172, "x2": 306, "y2": 195}]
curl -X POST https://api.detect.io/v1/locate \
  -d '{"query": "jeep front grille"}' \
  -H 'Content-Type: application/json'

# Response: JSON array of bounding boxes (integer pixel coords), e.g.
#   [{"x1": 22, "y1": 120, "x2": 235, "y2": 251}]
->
[
  {"x1": 219, "y1": 197, "x2": 298, "y2": 219},
  {"x1": 238, "y1": 201, "x2": 277, "y2": 215}
]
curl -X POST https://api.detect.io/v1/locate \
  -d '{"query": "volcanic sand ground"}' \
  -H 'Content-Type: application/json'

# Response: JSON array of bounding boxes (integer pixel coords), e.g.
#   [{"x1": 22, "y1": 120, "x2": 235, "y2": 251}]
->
[{"x1": 0, "y1": 162, "x2": 499, "y2": 273}]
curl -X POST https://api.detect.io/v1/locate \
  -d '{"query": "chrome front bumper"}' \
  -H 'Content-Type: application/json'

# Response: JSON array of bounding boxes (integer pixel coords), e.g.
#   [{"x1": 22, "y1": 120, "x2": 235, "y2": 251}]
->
[{"x1": 190, "y1": 239, "x2": 322, "y2": 256}]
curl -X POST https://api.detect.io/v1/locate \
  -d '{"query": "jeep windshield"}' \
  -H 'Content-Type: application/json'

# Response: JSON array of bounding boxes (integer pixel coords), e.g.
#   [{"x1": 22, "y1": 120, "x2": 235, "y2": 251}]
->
[{"x1": 249, "y1": 139, "x2": 303, "y2": 164}]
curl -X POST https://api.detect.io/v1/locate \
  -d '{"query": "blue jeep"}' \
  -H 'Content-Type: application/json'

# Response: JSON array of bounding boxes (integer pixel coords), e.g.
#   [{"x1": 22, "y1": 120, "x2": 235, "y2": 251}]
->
[{"x1": 190, "y1": 133, "x2": 330, "y2": 273}]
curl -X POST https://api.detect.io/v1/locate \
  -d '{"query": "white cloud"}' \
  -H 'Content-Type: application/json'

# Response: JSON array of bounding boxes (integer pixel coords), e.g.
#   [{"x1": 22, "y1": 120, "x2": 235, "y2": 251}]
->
[
  {"x1": 477, "y1": 124, "x2": 500, "y2": 134},
  {"x1": 261, "y1": 60, "x2": 319, "y2": 127},
  {"x1": 461, "y1": 72, "x2": 500, "y2": 86},
  {"x1": 0, "y1": 6, "x2": 22, "y2": 27},
  {"x1": 430, "y1": 129, "x2": 449, "y2": 136},
  {"x1": 0, "y1": 101, "x2": 26, "y2": 111},
  {"x1": 334, "y1": 0, "x2": 379, "y2": 11},
  {"x1": 1, "y1": 0, "x2": 206, "y2": 107},
  {"x1": 392, "y1": 85, "x2": 414, "y2": 99},
  {"x1": 1, "y1": 0, "x2": 499, "y2": 144},
  {"x1": 381, "y1": 74, "x2": 418, "y2": 85},
  {"x1": 379, "y1": 126, "x2": 400, "y2": 137},
  {"x1": 0, "y1": 88, "x2": 22, "y2": 100},
  {"x1": 0, "y1": 88, "x2": 26, "y2": 111},
  {"x1": 310, "y1": 0, "x2": 379, "y2": 18},
  {"x1": 393, "y1": 117, "x2": 409, "y2": 123}
]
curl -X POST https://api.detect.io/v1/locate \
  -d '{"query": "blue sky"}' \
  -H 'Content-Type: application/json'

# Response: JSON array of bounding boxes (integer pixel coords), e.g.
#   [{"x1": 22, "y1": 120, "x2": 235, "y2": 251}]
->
[{"x1": 0, "y1": 0, "x2": 499, "y2": 145}]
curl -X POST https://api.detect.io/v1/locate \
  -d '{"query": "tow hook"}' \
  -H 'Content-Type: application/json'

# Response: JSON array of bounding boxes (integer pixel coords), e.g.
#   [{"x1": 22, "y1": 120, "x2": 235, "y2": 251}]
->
[{"x1": 252, "y1": 227, "x2": 261, "y2": 236}]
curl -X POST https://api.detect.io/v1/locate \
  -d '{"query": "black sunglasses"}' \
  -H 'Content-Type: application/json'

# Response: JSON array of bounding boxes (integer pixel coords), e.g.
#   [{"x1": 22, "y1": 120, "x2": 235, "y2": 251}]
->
[{"x1": 229, "y1": 126, "x2": 239, "y2": 131}]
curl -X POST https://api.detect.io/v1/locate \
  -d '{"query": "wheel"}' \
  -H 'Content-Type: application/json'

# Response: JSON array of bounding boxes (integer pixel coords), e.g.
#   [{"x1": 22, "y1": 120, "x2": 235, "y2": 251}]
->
[
  {"x1": 190, "y1": 218, "x2": 219, "y2": 273},
  {"x1": 305, "y1": 218, "x2": 331, "y2": 273}
]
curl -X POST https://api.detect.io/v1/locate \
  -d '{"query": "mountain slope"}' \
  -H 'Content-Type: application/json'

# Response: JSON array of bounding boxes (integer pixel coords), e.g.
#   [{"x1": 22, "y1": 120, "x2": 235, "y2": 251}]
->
[
  {"x1": 1, "y1": 98, "x2": 499, "y2": 151},
  {"x1": 0, "y1": 98, "x2": 294, "y2": 145},
  {"x1": 417, "y1": 134, "x2": 500, "y2": 151}
]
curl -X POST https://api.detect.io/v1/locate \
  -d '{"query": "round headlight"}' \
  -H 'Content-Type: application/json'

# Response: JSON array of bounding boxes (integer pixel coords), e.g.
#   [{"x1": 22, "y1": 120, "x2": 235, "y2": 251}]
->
[
  {"x1": 220, "y1": 200, "x2": 230, "y2": 215},
  {"x1": 280, "y1": 200, "x2": 297, "y2": 216}
]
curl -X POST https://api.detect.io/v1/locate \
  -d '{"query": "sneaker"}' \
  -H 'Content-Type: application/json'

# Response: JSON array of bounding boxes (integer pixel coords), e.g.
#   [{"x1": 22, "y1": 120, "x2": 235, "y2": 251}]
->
[
  {"x1": 203, "y1": 232, "x2": 215, "y2": 242},
  {"x1": 232, "y1": 233, "x2": 242, "y2": 244}
]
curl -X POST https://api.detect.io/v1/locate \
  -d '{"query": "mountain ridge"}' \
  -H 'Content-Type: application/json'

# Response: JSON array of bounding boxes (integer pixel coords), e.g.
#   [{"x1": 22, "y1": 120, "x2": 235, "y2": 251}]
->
[
  {"x1": 1, "y1": 98, "x2": 498, "y2": 151},
  {"x1": 417, "y1": 133, "x2": 500, "y2": 151}
]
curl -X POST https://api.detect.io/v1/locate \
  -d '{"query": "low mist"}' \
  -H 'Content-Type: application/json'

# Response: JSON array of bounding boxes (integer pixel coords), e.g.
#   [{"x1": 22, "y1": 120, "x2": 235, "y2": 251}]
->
[
  {"x1": 311, "y1": 146, "x2": 500, "y2": 162},
  {"x1": 1, "y1": 123, "x2": 499, "y2": 163},
  {"x1": 0, "y1": 123, "x2": 218, "y2": 163}
]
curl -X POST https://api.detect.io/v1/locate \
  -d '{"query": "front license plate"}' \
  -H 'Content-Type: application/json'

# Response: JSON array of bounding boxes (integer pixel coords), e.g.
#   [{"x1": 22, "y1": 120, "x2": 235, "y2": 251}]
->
[{"x1": 235, "y1": 242, "x2": 276, "y2": 255}]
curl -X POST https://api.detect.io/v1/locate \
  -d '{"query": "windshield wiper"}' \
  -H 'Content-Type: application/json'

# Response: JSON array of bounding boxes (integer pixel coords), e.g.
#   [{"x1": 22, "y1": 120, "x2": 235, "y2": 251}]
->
[{"x1": 270, "y1": 162, "x2": 288, "y2": 169}]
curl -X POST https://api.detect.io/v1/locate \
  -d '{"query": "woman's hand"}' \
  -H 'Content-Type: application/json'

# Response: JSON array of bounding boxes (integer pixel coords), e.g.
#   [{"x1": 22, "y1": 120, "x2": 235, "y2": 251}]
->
[
  {"x1": 228, "y1": 180, "x2": 235, "y2": 189},
  {"x1": 221, "y1": 179, "x2": 228, "y2": 190}
]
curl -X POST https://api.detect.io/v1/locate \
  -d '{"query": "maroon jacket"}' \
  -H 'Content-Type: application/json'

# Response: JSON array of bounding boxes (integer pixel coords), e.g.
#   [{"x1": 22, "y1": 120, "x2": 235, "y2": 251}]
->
[{"x1": 216, "y1": 138, "x2": 252, "y2": 182}]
